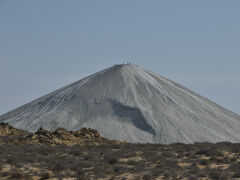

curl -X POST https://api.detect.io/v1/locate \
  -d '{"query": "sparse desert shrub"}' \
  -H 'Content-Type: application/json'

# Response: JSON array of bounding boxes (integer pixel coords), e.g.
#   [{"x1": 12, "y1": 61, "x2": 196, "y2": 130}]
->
[
  {"x1": 76, "y1": 168, "x2": 84, "y2": 176},
  {"x1": 142, "y1": 152, "x2": 160, "y2": 163},
  {"x1": 54, "y1": 172, "x2": 65, "y2": 180},
  {"x1": 53, "y1": 162, "x2": 65, "y2": 171},
  {"x1": 187, "y1": 166, "x2": 199, "y2": 175},
  {"x1": 232, "y1": 172, "x2": 240, "y2": 178},
  {"x1": 219, "y1": 174, "x2": 228, "y2": 180},
  {"x1": 151, "y1": 168, "x2": 163, "y2": 177},
  {"x1": 77, "y1": 175, "x2": 87, "y2": 180},
  {"x1": 92, "y1": 164, "x2": 109, "y2": 178},
  {"x1": 1, "y1": 171, "x2": 10, "y2": 177},
  {"x1": 10, "y1": 171, "x2": 24, "y2": 179},
  {"x1": 40, "y1": 172, "x2": 50, "y2": 180},
  {"x1": 208, "y1": 169, "x2": 222, "y2": 180},
  {"x1": 107, "y1": 157, "x2": 118, "y2": 165},
  {"x1": 143, "y1": 173, "x2": 154, "y2": 180},
  {"x1": 162, "y1": 151, "x2": 175, "y2": 158},
  {"x1": 69, "y1": 149, "x2": 81, "y2": 156},
  {"x1": 230, "y1": 157, "x2": 237, "y2": 162},
  {"x1": 222, "y1": 156, "x2": 230, "y2": 163},
  {"x1": 122, "y1": 151, "x2": 136, "y2": 158},
  {"x1": 69, "y1": 162, "x2": 81, "y2": 171},
  {"x1": 184, "y1": 152, "x2": 191, "y2": 157},
  {"x1": 209, "y1": 156, "x2": 224, "y2": 163},
  {"x1": 228, "y1": 162, "x2": 240, "y2": 172},
  {"x1": 162, "y1": 169, "x2": 178, "y2": 178},
  {"x1": 164, "y1": 159, "x2": 179, "y2": 168},
  {"x1": 83, "y1": 154, "x2": 92, "y2": 160},
  {"x1": 196, "y1": 169, "x2": 207, "y2": 178},
  {"x1": 214, "y1": 151, "x2": 224, "y2": 157},
  {"x1": 188, "y1": 174, "x2": 198, "y2": 180},
  {"x1": 114, "y1": 166, "x2": 120, "y2": 173},
  {"x1": 176, "y1": 152, "x2": 184, "y2": 159},
  {"x1": 228, "y1": 143, "x2": 240, "y2": 153},
  {"x1": 127, "y1": 160, "x2": 138, "y2": 165},
  {"x1": 195, "y1": 149, "x2": 209, "y2": 155},
  {"x1": 109, "y1": 144, "x2": 121, "y2": 149},
  {"x1": 190, "y1": 153, "x2": 197, "y2": 159},
  {"x1": 6, "y1": 156, "x2": 15, "y2": 164},
  {"x1": 199, "y1": 159, "x2": 209, "y2": 165},
  {"x1": 37, "y1": 146, "x2": 52, "y2": 156},
  {"x1": 191, "y1": 162, "x2": 197, "y2": 167}
]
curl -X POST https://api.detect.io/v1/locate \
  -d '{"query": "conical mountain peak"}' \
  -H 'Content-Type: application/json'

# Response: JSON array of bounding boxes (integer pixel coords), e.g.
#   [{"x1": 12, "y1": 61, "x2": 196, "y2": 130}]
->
[{"x1": 1, "y1": 65, "x2": 240, "y2": 144}]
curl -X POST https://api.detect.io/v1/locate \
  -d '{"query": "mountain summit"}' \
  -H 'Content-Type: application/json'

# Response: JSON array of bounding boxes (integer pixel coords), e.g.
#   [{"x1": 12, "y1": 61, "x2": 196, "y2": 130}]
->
[{"x1": 1, "y1": 64, "x2": 240, "y2": 144}]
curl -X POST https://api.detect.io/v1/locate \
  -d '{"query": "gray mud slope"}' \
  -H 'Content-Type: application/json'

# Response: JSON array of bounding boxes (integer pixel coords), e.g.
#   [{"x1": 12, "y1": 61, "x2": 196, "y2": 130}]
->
[{"x1": 1, "y1": 64, "x2": 240, "y2": 144}]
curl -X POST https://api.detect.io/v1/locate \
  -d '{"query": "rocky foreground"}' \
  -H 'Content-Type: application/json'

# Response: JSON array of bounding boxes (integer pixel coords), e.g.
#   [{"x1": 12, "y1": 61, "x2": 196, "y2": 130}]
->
[{"x1": 0, "y1": 123, "x2": 240, "y2": 180}]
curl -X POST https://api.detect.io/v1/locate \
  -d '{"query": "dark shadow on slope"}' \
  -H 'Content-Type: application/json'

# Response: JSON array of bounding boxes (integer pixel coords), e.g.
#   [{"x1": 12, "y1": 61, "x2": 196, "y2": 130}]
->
[{"x1": 110, "y1": 100, "x2": 156, "y2": 136}]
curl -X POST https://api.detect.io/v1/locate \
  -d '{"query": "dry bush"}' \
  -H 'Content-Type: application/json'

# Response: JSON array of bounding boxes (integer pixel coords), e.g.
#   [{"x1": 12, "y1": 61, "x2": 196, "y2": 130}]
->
[
  {"x1": 199, "y1": 159, "x2": 209, "y2": 165},
  {"x1": 228, "y1": 162, "x2": 240, "y2": 172}
]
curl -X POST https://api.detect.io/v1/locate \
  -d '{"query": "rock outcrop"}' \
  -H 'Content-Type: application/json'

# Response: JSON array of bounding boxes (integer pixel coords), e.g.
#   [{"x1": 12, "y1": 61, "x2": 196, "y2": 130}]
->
[{"x1": 0, "y1": 122, "x2": 118, "y2": 145}]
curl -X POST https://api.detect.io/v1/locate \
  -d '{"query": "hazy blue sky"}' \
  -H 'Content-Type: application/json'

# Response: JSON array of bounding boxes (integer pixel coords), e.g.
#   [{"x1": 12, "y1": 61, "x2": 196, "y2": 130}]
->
[{"x1": 0, "y1": 0, "x2": 240, "y2": 115}]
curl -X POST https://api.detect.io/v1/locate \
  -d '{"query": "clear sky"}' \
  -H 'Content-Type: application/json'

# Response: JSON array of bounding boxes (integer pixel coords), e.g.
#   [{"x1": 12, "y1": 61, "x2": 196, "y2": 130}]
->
[{"x1": 0, "y1": 0, "x2": 240, "y2": 115}]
